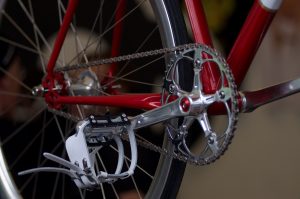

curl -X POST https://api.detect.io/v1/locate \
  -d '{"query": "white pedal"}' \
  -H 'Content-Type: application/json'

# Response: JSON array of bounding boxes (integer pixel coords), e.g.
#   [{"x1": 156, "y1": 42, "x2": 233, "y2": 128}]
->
[{"x1": 66, "y1": 120, "x2": 97, "y2": 187}]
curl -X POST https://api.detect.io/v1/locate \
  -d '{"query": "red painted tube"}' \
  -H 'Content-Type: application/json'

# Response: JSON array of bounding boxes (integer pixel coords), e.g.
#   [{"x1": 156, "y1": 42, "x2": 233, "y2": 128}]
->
[
  {"x1": 55, "y1": 93, "x2": 162, "y2": 110},
  {"x1": 184, "y1": 0, "x2": 220, "y2": 94},
  {"x1": 227, "y1": 0, "x2": 277, "y2": 87},
  {"x1": 46, "y1": 0, "x2": 79, "y2": 78},
  {"x1": 184, "y1": 0, "x2": 213, "y2": 46},
  {"x1": 54, "y1": 93, "x2": 245, "y2": 115},
  {"x1": 108, "y1": 0, "x2": 127, "y2": 78}
]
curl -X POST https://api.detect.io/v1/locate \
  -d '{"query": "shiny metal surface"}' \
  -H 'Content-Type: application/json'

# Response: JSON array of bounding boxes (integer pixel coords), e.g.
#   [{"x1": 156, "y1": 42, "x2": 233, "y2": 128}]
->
[
  {"x1": 133, "y1": 96, "x2": 191, "y2": 129},
  {"x1": 0, "y1": 146, "x2": 21, "y2": 199},
  {"x1": 146, "y1": 1, "x2": 182, "y2": 198},
  {"x1": 69, "y1": 70, "x2": 100, "y2": 96}
]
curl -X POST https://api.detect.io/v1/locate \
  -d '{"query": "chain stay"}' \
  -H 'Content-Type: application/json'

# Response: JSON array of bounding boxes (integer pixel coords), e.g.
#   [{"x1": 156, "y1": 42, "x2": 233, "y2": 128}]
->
[{"x1": 50, "y1": 43, "x2": 238, "y2": 166}]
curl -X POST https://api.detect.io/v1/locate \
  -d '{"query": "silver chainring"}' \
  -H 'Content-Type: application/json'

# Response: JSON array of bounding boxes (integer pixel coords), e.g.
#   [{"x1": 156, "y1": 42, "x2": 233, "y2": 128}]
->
[
  {"x1": 163, "y1": 44, "x2": 239, "y2": 165},
  {"x1": 49, "y1": 43, "x2": 239, "y2": 166}
]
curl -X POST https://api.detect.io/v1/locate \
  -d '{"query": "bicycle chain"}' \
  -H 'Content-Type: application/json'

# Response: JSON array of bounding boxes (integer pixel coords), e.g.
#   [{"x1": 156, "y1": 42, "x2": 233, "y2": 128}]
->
[
  {"x1": 55, "y1": 43, "x2": 200, "y2": 72},
  {"x1": 50, "y1": 43, "x2": 239, "y2": 166},
  {"x1": 48, "y1": 107, "x2": 199, "y2": 165}
]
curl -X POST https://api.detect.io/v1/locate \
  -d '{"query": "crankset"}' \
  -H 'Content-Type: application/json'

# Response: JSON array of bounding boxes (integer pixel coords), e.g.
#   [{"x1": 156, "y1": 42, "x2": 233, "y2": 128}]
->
[
  {"x1": 20, "y1": 43, "x2": 239, "y2": 189},
  {"x1": 162, "y1": 45, "x2": 239, "y2": 164}
]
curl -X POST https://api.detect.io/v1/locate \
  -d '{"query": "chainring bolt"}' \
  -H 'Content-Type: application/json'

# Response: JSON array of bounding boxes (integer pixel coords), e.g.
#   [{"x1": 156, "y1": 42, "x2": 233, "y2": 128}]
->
[
  {"x1": 169, "y1": 84, "x2": 176, "y2": 93},
  {"x1": 180, "y1": 97, "x2": 191, "y2": 112},
  {"x1": 194, "y1": 58, "x2": 202, "y2": 68},
  {"x1": 219, "y1": 91, "x2": 226, "y2": 99},
  {"x1": 208, "y1": 136, "x2": 215, "y2": 144}
]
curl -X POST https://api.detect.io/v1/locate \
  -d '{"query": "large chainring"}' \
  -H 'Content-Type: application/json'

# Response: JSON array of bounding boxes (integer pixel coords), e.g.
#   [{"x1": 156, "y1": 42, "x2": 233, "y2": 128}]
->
[
  {"x1": 163, "y1": 45, "x2": 239, "y2": 165},
  {"x1": 50, "y1": 43, "x2": 239, "y2": 165}
]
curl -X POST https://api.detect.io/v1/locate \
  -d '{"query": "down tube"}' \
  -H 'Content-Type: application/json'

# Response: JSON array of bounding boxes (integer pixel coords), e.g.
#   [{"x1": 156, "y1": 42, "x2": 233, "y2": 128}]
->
[{"x1": 227, "y1": 0, "x2": 282, "y2": 87}]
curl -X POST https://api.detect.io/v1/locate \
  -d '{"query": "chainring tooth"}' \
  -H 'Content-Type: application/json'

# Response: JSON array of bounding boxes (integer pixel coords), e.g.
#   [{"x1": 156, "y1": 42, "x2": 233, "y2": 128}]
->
[
  {"x1": 50, "y1": 43, "x2": 239, "y2": 166},
  {"x1": 163, "y1": 44, "x2": 239, "y2": 165}
]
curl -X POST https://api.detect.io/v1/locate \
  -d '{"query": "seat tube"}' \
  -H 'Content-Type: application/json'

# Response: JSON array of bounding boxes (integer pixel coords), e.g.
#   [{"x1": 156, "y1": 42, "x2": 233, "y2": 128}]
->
[
  {"x1": 108, "y1": 0, "x2": 127, "y2": 79},
  {"x1": 184, "y1": 0, "x2": 220, "y2": 94}
]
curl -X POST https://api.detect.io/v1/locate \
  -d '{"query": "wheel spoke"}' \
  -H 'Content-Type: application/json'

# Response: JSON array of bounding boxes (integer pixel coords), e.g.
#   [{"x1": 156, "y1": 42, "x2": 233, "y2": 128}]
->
[
  {"x1": 10, "y1": 117, "x2": 54, "y2": 169},
  {"x1": 0, "y1": 98, "x2": 22, "y2": 117},
  {"x1": 0, "y1": 90, "x2": 41, "y2": 100},
  {"x1": 124, "y1": 158, "x2": 143, "y2": 199},
  {"x1": 17, "y1": 0, "x2": 52, "y2": 53},
  {"x1": 54, "y1": 115, "x2": 66, "y2": 144},
  {"x1": 110, "y1": 145, "x2": 154, "y2": 180},
  {"x1": 1, "y1": 10, "x2": 38, "y2": 50},
  {"x1": 0, "y1": 0, "x2": 187, "y2": 197},
  {"x1": 78, "y1": 188, "x2": 85, "y2": 199},
  {"x1": 103, "y1": 55, "x2": 164, "y2": 88},
  {"x1": 27, "y1": 0, "x2": 46, "y2": 73},
  {"x1": 50, "y1": 172, "x2": 61, "y2": 199},
  {"x1": 106, "y1": 75, "x2": 162, "y2": 87},
  {"x1": 0, "y1": 36, "x2": 39, "y2": 54},
  {"x1": 116, "y1": 25, "x2": 159, "y2": 77},
  {"x1": 96, "y1": 152, "x2": 120, "y2": 199},
  {"x1": 19, "y1": 125, "x2": 75, "y2": 192},
  {"x1": 58, "y1": 1, "x2": 90, "y2": 65},
  {"x1": 1, "y1": 106, "x2": 46, "y2": 146},
  {"x1": 84, "y1": 0, "x2": 105, "y2": 57},
  {"x1": 0, "y1": 67, "x2": 32, "y2": 93},
  {"x1": 32, "y1": 111, "x2": 47, "y2": 199},
  {"x1": 66, "y1": 0, "x2": 147, "y2": 66}
]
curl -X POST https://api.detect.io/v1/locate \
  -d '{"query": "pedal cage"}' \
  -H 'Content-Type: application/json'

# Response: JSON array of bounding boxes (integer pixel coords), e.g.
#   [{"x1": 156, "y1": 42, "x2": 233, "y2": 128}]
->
[{"x1": 19, "y1": 113, "x2": 138, "y2": 190}]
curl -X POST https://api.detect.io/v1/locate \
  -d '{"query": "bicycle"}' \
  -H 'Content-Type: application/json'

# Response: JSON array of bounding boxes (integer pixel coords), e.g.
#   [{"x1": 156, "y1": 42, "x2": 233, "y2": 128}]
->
[{"x1": 0, "y1": 0, "x2": 296, "y2": 198}]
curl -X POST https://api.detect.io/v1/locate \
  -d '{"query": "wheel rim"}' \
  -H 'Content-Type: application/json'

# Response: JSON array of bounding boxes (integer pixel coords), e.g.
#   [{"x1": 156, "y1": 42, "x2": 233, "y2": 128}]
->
[{"x1": 0, "y1": 0, "x2": 187, "y2": 198}]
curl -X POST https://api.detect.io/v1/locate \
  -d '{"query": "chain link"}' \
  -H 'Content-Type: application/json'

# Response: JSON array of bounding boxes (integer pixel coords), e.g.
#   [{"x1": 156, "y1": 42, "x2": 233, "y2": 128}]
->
[
  {"x1": 50, "y1": 43, "x2": 238, "y2": 166},
  {"x1": 55, "y1": 43, "x2": 199, "y2": 72},
  {"x1": 49, "y1": 107, "x2": 201, "y2": 165}
]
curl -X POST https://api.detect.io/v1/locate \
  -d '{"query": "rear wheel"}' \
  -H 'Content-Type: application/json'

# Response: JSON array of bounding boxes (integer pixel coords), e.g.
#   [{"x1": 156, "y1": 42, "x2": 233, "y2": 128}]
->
[{"x1": 0, "y1": 0, "x2": 190, "y2": 198}]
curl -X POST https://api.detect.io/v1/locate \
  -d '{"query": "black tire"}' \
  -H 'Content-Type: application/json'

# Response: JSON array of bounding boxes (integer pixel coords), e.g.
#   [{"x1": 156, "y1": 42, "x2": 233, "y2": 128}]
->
[{"x1": 0, "y1": 0, "x2": 191, "y2": 198}]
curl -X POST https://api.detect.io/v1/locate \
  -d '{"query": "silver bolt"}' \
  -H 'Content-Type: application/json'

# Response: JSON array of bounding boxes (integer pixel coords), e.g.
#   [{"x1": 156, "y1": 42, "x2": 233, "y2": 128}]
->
[
  {"x1": 194, "y1": 58, "x2": 202, "y2": 67},
  {"x1": 169, "y1": 84, "x2": 176, "y2": 93},
  {"x1": 208, "y1": 136, "x2": 215, "y2": 144},
  {"x1": 219, "y1": 91, "x2": 226, "y2": 99},
  {"x1": 32, "y1": 85, "x2": 45, "y2": 96}
]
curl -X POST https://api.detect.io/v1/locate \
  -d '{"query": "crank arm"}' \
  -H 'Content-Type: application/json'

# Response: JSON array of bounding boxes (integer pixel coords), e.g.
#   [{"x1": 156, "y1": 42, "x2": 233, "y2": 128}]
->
[
  {"x1": 132, "y1": 96, "x2": 191, "y2": 129},
  {"x1": 241, "y1": 77, "x2": 300, "y2": 112}
]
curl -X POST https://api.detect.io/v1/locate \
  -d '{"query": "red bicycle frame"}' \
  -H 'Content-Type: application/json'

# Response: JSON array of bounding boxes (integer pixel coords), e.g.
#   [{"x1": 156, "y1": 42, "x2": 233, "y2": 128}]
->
[{"x1": 44, "y1": 0, "x2": 281, "y2": 113}]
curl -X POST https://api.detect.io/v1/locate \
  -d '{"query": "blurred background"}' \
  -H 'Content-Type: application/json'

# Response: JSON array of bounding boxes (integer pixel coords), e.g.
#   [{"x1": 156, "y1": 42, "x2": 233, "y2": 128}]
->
[
  {"x1": 1, "y1": 0, "x2": 300, "y2": 198},
  {"x1": 179, "y1": 0, "x2": 300, "y2": 198}
]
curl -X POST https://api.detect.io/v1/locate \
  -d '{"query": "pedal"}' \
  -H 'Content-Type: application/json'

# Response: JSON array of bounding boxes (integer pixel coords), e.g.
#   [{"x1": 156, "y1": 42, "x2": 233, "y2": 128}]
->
[
  {"x1": 18, "y1": 152, "x2": 97, "y2": 189},
  {"x1": 19, "y1": 113, "x2": 138, "y2": 189}
]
